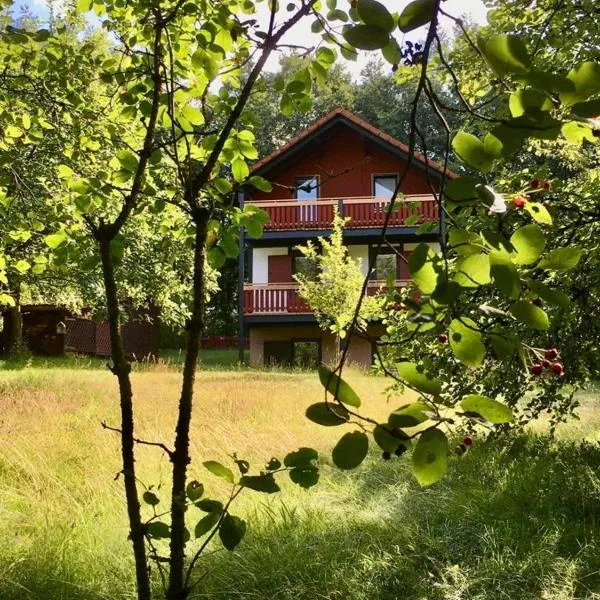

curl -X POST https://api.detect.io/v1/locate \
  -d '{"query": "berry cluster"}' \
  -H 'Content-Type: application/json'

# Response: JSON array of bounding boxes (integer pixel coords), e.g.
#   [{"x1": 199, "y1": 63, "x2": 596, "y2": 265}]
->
[
  {"x1": 530, "y1": 178, "x2": 552, "y2": 192},
  {"x1": 455, "y1": 436, "x2": 473, "y2": 456},
  {"x1": 530, "y1": 348, "x2": 564, "y2": 377}
]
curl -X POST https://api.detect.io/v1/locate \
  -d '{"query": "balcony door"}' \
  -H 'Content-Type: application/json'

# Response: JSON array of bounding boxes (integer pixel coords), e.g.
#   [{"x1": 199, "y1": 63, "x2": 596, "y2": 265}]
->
[{"x1": 295, "y1": 176, "x2": 319, "y2": 223}]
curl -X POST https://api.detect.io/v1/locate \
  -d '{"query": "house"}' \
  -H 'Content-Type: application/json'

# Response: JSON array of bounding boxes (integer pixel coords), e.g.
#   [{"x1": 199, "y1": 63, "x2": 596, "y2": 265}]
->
[{"x1": 237, "y1": 108, "x2": 452, "y2": 368}]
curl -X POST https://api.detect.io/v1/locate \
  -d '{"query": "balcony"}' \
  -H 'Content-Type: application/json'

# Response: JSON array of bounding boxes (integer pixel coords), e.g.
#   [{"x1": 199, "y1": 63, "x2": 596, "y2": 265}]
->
[
  {"x1": 243, "y1": 281, "x2": 409, "y2": 316},
  {"x1": 247, "y1": 195, "x2": 438, "y2": 232}
]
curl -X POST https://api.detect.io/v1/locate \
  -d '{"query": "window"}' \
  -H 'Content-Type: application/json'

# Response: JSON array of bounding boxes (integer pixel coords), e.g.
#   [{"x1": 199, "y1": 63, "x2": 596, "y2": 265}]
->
[
  {"x1": 295, "y1": 176, "x2": 319, "y2": 200},
  {"x1": 374, "y1": 252, "x2": 397, "y2": 281},
  {"x1": 292, "y1": 340, "x2": 321, "y2": 369},
  {"x1": 373, "y1": 175, "x2": 397, "y2": 198},
  {"x1": 292, "y1": 249, "x2": 319, "y2": 280}
]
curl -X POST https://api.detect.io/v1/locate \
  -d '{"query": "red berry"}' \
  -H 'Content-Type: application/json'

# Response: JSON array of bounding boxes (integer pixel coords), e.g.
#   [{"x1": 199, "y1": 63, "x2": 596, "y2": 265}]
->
[
  {"x1": 530, "y1": 364, "x2": 543, "y2": 376},
  {"x1": 543, "y1": 180, "x2": 552, "y2": 191},
  {"x1": 463, "y1": 436, "x2": 473, "y2": 447},
  {"x1": 541, "y1": 359, "x2": 550, "y2": 368},
  {"x1": 530, "y1": 178, "x2": 540, "y2": 189},
  {"x1": 438, "y1": 333, "x2": 448, "y2": 344},
  {"x1": 512, "y1": 196, "x2": 526, "y2": 208},
  {"x1": 544, "y1": 348, "x2": 559, "y2": 360},
  {"x1": 551, "y1": 362, "x2": 564, "y2": 376}
]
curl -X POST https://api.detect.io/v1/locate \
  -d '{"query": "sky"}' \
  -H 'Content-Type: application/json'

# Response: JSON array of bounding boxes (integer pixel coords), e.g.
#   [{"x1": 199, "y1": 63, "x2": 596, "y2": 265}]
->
[{"x1": 12, "y1": 0, "x2": 489, "y2": 77}]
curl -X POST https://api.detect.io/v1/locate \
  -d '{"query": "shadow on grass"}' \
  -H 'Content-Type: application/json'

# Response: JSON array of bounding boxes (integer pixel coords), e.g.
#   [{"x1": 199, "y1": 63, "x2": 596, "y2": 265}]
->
[
  {"x1": 3, "y1": 434, "x2": 600, "y2": 599},
  {"x1": 196, "y1": 434, "x2": 600, "y2": 600}
]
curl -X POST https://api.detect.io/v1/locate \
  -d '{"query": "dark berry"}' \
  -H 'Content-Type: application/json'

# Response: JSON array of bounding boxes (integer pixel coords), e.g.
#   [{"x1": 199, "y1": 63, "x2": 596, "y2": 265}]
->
[
  {"x1": 544, "y1": 348, "x2": 559, "y2": 360},
  {"x1": 530, "y1": 178, "x2": 540, "y2": 189},
  {"x1": 543, "y1": 180, "x2": 552, "y2": 191},
  {"x1": 455, "y1": 443, "x2": 466, "y2": 456},
  {"x1": 541, "y1": 359, "x2": 550, "y2": 368},
  {"x1": 382, "y1": 451, "x2": 391, "y2": 461},
  {"x1": 438, "y1": 333, "x2": 448, "y2": 344},
  {"x1": 530, "y1": 364, "x2": 543, "y2": 376},
  {"x1": 532, "y1": 298, "x2": 543, "y2": 307},
  {"x1": 463, "y1": 436, "x2": 473, "y2": 447},
  {"x1": 551, "y1": 362, "x2": 564, "y2": 376},
  {"x1": 394, "y1": 445, "x2": 407, "y2": 457}
]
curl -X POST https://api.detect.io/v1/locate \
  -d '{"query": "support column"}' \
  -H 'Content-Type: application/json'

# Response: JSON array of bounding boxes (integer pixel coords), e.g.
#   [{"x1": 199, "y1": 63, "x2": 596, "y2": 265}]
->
[{"x1": 238, "y1": 189, "x2": 246, "y2": 364}]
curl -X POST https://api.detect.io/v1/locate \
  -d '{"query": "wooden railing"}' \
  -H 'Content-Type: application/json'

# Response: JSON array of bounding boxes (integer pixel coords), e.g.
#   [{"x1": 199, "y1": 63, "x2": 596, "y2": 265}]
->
[
  {"x1": 243, "y1": 281, "x2": 410, "y2": 315},
  {"x1": 247, "y1": 195, "x2": 438, "y2": 231}
]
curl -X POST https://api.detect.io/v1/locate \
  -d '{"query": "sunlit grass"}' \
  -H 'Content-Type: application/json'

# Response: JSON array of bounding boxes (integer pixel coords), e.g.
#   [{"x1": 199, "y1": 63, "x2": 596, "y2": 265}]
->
[{"x1": 0, "y1": 359, "x2": 599, "y2": 599}]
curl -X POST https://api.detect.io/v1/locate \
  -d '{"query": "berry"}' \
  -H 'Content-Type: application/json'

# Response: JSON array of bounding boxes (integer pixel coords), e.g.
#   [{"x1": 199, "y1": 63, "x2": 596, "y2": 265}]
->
[
  {"x1": 512, "y1": 195, "x2": 526, "y2": 208},
  {"x1": 532, "y1": 298, "x2": 543, "y2": 307},
  {"x1": 530, "y1": 178, "x2": 540, "y2": 189},
  {"x1": 382, "y1": 451, "x2": 391, "y2": 461},
  {"x1": 530, "y1": 363, "x2": 543, "y2": 376},
  {"x1": 463, "y1": 436, "x2": 473, "y2": 446},
  {"x1": 540, "y1": 359, "x2": 550, "y2": 368},
  {"x1": 455, "y1": 443, "x2": 467, "y2": 456},
  {"x1": 551, "y1": 362, "x2": 564, "y2": 376},
  {"x1": 544, "y1": 348, "x2": 559, "y2": 360},
  {"x1": 438, "y1": 333, "x2": 448, "y2": 344},
  {"x1": 543, "y1": 180, "x2": 552, "y2": 191}
]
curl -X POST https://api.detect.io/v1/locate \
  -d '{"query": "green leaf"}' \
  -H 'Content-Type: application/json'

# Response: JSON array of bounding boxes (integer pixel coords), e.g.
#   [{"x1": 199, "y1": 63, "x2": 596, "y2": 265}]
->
[
  {"x1": 203, "y1": 461, "x2": 234, "y2": 483},
  {"x1": 239, "y1": 473, "x2": 280, "y2": 494},
  {"x1": 412, "y1": 428, "x2": 448, "y2": 486},
  {"x1": 479, "y1": 34, "x2": 531, "y2": 77},
  {"x1": 509, "y1": 89, "x2": 552, "y2": 117},
  {"x1": 207, "y1": 246, "x2": 227, "y2": 268},
  {"x1": 453, "y1": 254, "x2": 491, "y2": 288},
  {"x1": 6, "y1": 125, "x2": 23, "y2": 138},
  {"x1": 460, "y1": 394, "x2": 513, "y2": 424},
  {"x1": 396, "y1": 363, "x2": 441, "y2": 396},
  {"x1": 196, "y1": 499, "x2": 223, "y2": 513},
  {"x1": 560, "y1": 61, "x2": 600, "y2": 105},
  {"x1": 143, "y1": 491, "x2": 160, "y2": 506},
  {"x1": 213, "y1": 178, "x2": 232, "y2": 195},
  {"x1": 305, "y1": 402, "x2": 349, "y2": 426},
  {"x1": 116, "y1": 150, "x2": 138, "y2": 173},
  {"x1": 484, "y1": 125, "x2": 524, "y2": 158},
  {"x1": 186, "y1": 480, "x2": 204, "y2": 502},
  {"x1": 219, "y1": 514, "x2": 246, "y2": 551},
  {"x1": 357, "y1": 0, "x2": 394, "y2": 32},
  {"x1": 526, "y1": 280, "x2": 570, "y2": 308},
  {"x1": 289, "y1": 465, "x2": 319, "y2": 488},
  {"x1": 452, "y1": 131, "x2": 494, "y2": 173},
  {"x1": 571, "y1": 99, "x2": 600, "y2": 118},
  {"x1": 538, "y1": 247, "x2": 582, "y2": 271},
  {"x1": 76, "y1": 0, "x2": 92, "y2": 12},
  {"x1": 398, "y1": 0, "x2": 435, "y2": 33},
  {"x1": 284, "y1": 447, "x2": 318, "y2": 467},
  {"x1": 332, "y1": 431, "x2": 369, "y2": 470},
  {"x1": 449, "y1": 318, "x2": 485, "y2": 368},
  {"x1": 490, "y1": 327, "x2": 518, "y2": 360},
  {"x1": 146, "y1": 522, "x2": 170, "y2": 539},
  {"x1": 13, "y1": 260, "x2": 30, "y2": 273},
  {"x1": 490, "y1": 252, "x2": 520, "y2": 299},
  {"x1": 510, "y1": 224, "x2": 545, "y2": 265},
  {"x1": 388, "y1": 401, "x2": 430, "y2": 428},
  {"x1": 231, "y1": 158, "x2": 249, "y2": 183},
  {"x1": 408, "y1": 243, "x2": 439, "y2": 294},
  {"x1": 561, "y1": 121, "x2": 596, "y2": 146},
  {"x1": 382, "y1": 39, "x2": 402, "y2": 65},
  {"x1": 509, "y1": 300, "x2": 549, "y2": 330},
  {"x1": 195, "y1": 511, "x2": 220, "y2": 538},
  {"x1": 342, "y1": 24, "x2": 390, "y2": 50},
  {"x1": 373, "y1": 424, "x2": 410, "y2": 452},
  {"x1": 181, "y1": 104, "x2": 205, "y2": 126},
  {"x1": 525, "y1": 201, "x2": 553, "y2": 225},
  {"x1": 445, "y1": 177, "x2": 480, "y2": 202},
  {"x1": 521, "y1": 70, "x2": 574, "y2": 94},
  {"x1": 318, "y1": 365, "x2": 361, "y2": 407},
  {"x1": 248, "y1": 175, "x2": 272, "y2": 192}
]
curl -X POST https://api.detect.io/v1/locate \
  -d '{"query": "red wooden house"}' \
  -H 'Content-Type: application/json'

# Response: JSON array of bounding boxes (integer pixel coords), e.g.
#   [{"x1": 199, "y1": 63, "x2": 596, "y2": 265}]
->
[{"x1": 238, "y1": 108, "x2": 450, "y2": 367}]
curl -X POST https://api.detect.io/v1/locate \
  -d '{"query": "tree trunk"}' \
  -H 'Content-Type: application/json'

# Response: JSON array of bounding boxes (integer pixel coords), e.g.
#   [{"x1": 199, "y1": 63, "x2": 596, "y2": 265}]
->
[
  {"x1": 167, "y1": 219, "x2": 208, "y2": 600},
  {"x1": 2, "y1": 301, "x2": 23, "y2": 356},
  {"x1": 98, "y1": 237, "x2": 152, "y2": 600}
]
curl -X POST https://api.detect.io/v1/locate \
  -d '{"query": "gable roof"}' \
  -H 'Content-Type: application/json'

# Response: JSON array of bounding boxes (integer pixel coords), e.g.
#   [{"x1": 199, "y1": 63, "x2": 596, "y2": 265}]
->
[{"x1": 250, "y1": 107, "x2": 456, "y2": 179}]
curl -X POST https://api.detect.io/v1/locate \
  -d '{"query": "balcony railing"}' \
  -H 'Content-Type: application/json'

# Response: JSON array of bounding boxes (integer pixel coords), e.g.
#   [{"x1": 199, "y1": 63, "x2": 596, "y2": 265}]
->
[
  {"x1": 243, "y1": 281, "x2": 410, "y2": 315},
  {"x1": 247, "y1": 195, "x2": 438, "y2": 232}
]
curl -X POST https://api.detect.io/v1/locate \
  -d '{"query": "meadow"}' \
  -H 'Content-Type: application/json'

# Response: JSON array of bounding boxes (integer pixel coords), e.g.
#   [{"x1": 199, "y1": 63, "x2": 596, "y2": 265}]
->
[{"x1": 1, "y1": 356, "x2": 600, "y2": 599}]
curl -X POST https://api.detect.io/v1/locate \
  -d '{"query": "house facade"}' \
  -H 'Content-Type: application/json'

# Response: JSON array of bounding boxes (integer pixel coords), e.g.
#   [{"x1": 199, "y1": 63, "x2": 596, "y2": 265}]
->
[{"x1": 238, "y1": 108, "x2": 450, "y2": 368}]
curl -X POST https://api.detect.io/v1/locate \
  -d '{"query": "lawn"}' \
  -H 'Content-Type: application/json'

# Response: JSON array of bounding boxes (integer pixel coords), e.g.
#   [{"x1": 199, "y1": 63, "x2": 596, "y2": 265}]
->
[{"x1": 0, "y1": 359, "x2": 599, "y2": 599}]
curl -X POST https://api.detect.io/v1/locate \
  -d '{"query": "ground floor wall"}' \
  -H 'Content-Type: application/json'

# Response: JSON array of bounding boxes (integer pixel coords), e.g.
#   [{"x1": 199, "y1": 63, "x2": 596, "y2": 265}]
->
[{"x1": 248, "y1": 322, "x2": 384, "y2": 368}]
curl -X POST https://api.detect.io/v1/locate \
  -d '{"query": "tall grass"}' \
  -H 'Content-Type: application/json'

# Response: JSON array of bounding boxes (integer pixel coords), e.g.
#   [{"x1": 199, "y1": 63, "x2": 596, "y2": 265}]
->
[{"x1": 0, "y1": 361, "x2": 599, "y2": 599}]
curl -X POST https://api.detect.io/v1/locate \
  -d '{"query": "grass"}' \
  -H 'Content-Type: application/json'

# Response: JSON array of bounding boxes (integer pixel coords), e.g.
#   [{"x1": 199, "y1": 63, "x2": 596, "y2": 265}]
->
[{"x1": 0, "y1": 358, "x2": 599, "y2": 599}]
